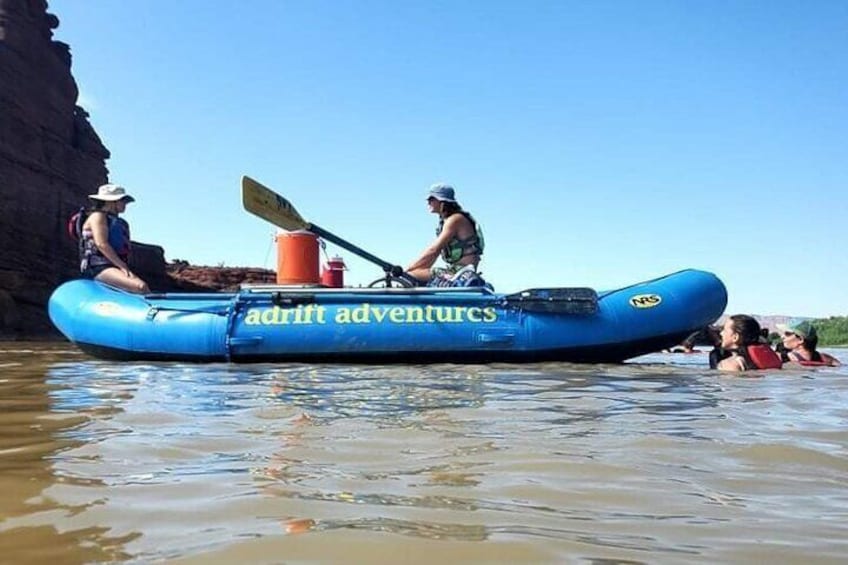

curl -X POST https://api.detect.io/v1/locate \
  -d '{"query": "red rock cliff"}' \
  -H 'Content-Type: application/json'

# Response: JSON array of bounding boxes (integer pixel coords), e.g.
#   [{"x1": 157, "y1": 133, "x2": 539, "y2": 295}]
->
[
  {"x1": 0, "y1": 0, "x2": 111, "y2": 335},
  {"x1": 0, "y1": 0, "x2": 274, "y2": 338}
]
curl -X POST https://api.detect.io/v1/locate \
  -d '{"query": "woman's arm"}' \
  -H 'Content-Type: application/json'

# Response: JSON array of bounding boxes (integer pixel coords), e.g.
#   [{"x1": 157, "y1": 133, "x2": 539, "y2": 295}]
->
[
  {"x1": 822, "y1": 353, "x2": 842, "y2": 367},
  {"x1": 405, "y1": 216, "x2": 460, "y2": 272}
]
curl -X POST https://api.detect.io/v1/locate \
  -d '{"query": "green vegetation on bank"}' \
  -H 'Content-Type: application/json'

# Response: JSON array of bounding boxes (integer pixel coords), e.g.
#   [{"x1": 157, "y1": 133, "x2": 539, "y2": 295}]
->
[{"x1": 815, "y1": 316, "x2": 848, "y2": 347}]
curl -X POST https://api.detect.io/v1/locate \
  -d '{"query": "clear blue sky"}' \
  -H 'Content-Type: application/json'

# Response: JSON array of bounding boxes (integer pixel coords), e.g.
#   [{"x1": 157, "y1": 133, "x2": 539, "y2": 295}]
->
[{"x1": 50, "y1": 0, "x2": 846, "y2": 317}]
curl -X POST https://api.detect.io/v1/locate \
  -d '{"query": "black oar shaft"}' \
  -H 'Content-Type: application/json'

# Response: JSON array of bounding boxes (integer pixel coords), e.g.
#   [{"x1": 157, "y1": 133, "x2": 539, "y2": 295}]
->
[{"x1": 308, "y1": 224, "x2": 395, "y2": 272}]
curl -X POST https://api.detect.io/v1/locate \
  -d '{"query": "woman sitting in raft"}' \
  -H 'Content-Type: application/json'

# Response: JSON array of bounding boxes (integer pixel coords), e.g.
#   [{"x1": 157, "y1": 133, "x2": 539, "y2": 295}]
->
[
  {"x1": 776, "y1": 320, "x2": 841, "y2": 367},
  {"x1": 405, "y1": 183, "x2": 485, "y2": 287},
  {"x1": 711, "y1": 315, "x2": 782, "y2": 372},
  {"x1": 79, "y1": 184, "x2": 150, "y2": 294}
]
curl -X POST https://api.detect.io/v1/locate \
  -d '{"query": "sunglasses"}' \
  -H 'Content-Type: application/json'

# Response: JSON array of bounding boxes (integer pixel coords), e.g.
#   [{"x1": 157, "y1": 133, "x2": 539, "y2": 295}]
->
[{"x1": 783, "y1": 331, "x2": 799, "y2": 338}]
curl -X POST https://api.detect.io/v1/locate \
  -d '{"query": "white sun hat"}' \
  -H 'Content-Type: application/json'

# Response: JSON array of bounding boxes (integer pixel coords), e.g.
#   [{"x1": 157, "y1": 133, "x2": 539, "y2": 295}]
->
[{"x1": 89, "y1": 183, "x2": 135, "y2": 202}]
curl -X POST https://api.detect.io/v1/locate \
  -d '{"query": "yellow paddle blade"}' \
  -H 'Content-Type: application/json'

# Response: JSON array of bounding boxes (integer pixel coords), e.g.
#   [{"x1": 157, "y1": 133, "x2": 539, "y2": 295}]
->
[{"x1": 242, "y1": 175, "x2": 309, "y2": 231}]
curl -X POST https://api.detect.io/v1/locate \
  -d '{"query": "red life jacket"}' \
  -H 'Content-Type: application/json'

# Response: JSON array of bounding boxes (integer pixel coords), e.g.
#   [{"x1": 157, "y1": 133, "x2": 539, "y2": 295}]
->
[
  {"x1": 788, "y1": 351, "x2": 839, "y2": 367},
  {"x1": 797, "y1": 359, "x2": 831, "y2": 367},
  {"x1": 745, "y1": 344, "x2": 782, "y2": 370}
]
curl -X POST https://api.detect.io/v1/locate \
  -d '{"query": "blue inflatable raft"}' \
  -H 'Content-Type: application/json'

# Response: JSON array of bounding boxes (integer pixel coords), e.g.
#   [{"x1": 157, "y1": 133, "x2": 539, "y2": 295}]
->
[{"x1": 48, "y1": 269, "x2": 726, "y2": 363}]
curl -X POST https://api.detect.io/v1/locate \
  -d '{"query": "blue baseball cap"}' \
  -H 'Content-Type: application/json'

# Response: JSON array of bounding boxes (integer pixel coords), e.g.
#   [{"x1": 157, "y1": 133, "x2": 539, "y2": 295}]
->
[{"x1": 427, "y1": 183, "x2": 457, "y2": 203}]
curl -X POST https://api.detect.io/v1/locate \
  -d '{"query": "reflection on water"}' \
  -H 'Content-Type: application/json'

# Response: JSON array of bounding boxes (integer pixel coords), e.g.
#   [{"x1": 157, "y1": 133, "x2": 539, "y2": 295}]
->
[{"x1": 1, "y1": 344, "x2": 847, "y2": 563}]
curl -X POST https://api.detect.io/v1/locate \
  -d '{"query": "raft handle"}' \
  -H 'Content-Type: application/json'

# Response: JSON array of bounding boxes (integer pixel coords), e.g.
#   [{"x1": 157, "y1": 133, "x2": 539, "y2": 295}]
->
[
  {"x1": 271, "y1": 292, "x2": 316, "y2": 307},
  {"x1": 228, "y1": 336, "x2": 264, "y2": 347}
]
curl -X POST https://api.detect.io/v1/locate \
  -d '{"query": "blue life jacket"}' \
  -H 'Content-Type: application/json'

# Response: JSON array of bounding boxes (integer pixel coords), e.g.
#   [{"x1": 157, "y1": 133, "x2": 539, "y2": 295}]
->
[{"x1": 79, "y1": 212, "x2": 131, "y2": 271}]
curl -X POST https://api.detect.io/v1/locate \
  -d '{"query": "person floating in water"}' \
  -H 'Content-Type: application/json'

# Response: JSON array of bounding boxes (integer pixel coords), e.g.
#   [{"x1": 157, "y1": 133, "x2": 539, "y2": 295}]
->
[
  {"x1": 405, "y1": 183, "x2": 486, "y2": 287},
  {"x1": 776, "y1": 320, "x2": 841, "y2": 367},
  {"x1": 710, "y1": 315, "x2": 782, "y2": 372}
]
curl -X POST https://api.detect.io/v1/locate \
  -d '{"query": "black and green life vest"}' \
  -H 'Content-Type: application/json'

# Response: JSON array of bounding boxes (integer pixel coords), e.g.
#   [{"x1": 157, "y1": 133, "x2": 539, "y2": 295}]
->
[{"x1": 437, "y1": 211, "x2": 484, "y2": 265}]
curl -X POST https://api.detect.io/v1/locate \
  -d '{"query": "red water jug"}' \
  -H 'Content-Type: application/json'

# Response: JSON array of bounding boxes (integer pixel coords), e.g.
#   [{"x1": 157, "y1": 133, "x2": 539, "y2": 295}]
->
[{"x1": 321, "y1": 255, "x2": 346, "y2": 288}]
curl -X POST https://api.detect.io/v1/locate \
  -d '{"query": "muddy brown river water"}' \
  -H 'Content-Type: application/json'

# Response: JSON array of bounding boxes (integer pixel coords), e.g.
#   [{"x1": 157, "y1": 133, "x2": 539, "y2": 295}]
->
[{"x1": 1, "y1": 342, "x2": 846, "y2": 563}]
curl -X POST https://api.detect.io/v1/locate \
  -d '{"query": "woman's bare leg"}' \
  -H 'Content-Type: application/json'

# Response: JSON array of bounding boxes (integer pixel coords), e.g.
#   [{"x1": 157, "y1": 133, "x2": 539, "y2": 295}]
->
[{"x1": 95, "y1": 267, "x2": 150, "y2": 294}]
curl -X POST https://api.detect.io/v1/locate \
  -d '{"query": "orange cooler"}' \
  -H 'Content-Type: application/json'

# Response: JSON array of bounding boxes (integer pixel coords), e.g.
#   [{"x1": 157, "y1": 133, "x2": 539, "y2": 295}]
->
[{"x1": 276, "y1": 231, "x2": 320, "y2": 285}]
